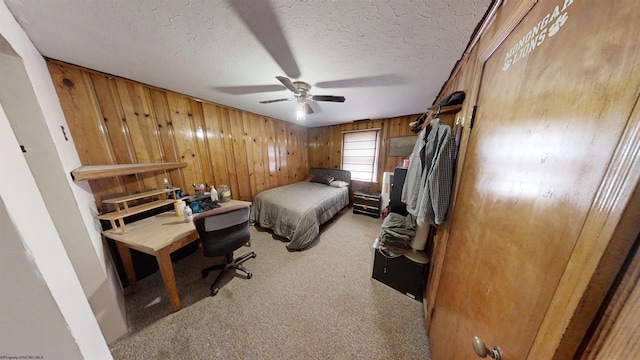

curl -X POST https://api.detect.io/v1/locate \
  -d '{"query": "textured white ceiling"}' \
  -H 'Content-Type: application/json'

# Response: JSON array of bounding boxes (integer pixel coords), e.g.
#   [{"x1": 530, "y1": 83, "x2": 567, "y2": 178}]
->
[{"x1": 5, "y1": 0, "x2": 491, "y2": 127}]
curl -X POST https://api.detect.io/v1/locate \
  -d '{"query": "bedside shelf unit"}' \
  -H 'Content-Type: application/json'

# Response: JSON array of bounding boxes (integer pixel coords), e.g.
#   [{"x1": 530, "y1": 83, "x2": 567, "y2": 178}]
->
[
  {"x1": 97, "y1": 187, "x2": 179, "y2": 233},
  {"x1": 353, "y1": 191, "x2": 381, "y2": 218}
]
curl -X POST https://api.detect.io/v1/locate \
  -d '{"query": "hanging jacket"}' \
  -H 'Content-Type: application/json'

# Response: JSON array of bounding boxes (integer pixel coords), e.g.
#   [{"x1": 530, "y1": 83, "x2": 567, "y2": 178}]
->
[{"x1": 401, "y1": 119, "x2": 456, "y2": 225}]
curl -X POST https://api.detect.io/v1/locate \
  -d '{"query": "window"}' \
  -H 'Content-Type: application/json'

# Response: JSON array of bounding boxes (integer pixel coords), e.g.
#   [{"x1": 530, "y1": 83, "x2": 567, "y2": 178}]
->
[{"x1": 342, "y1": 129, "x2": 380, "y2": 182}]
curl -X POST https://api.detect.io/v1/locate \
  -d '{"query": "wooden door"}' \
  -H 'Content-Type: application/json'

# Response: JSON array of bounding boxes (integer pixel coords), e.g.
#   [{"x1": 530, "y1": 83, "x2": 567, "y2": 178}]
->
[{"x1": 429, "y1": 0, "x2": 640, "y2": 359}]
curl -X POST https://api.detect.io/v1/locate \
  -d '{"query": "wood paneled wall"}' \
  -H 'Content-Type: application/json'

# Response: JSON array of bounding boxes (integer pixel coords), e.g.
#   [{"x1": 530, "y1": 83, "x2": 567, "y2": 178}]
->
[
  {"x1": 47, "y1": 60, "x2": 309, "y2": 211},
  {"x1": 579, "y1": 234, "x2": 640, "y2": 359},
  {"x1": 48, "y1": 59, "x2": 419, "y2": 210},
  {"x1": 308, "y1": 116, "x2": 418, "y2": 193}
]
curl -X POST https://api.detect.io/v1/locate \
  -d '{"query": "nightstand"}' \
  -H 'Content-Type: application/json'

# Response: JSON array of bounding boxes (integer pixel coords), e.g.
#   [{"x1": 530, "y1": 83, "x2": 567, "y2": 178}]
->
[{"x1": 353, "y1": 191, "x2": 381, "y2": 218}]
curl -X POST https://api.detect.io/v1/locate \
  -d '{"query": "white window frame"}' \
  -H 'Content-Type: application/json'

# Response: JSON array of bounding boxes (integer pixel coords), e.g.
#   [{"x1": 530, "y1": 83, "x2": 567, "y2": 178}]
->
[{"x1": 341, "y1": 129, "x2": 380, "y2": 182}]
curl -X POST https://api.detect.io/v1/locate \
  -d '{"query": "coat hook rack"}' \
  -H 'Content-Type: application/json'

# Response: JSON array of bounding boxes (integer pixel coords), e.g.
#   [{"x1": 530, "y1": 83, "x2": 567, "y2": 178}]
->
[{"x1": 425, "y1": 104, "x2": 442, "y2": 115}]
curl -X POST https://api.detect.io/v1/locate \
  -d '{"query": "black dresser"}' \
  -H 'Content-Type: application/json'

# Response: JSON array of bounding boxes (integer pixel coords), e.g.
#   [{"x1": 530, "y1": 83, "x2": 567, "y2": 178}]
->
[{"x1": 353, "y1": 191, "x2": 381, "y2": 218}]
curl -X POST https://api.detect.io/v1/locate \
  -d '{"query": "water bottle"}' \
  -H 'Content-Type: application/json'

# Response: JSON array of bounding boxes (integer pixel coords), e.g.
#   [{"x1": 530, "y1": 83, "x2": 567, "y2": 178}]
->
[
  {"x1": 183, "y1": 206, "x2": 193, "y2": 222},
  {"x1": 210, "y1": 186, "x2": 218, "y2": 202}
]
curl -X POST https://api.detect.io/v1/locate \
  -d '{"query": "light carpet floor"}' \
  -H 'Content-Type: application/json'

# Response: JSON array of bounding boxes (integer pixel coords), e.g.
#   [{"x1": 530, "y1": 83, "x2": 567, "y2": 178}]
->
[{"x1": 109, "y1": 208, "x2": 432, "y2": 359}]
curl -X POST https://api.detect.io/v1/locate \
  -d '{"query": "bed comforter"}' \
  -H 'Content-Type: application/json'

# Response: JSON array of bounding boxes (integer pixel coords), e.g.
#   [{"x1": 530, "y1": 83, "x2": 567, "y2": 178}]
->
[{"x1": 249, "y1": 181, "x2": 349, "y2": 250}]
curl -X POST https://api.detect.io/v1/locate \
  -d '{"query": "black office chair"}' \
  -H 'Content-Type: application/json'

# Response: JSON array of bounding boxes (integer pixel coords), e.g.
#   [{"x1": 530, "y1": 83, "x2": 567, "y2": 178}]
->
[{"x1": 193, "y1": 204, "x2": 256, "y2": 296}]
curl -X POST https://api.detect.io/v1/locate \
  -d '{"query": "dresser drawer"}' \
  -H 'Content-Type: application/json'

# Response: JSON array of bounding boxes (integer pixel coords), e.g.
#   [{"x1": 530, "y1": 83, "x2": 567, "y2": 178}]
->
[
  {"x1": 353, "y1": 194, "x2": 380, "y2": 207},
  {"x1": 353, "y1": 206, "x2": 380, "y2": 218}
]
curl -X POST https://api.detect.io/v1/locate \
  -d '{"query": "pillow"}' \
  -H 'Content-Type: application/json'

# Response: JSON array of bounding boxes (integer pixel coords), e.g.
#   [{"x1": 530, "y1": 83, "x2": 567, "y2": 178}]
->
[
  {"x1": 330, "y1": 180, "x2": 349, "y2": 188},
  {"x1": 310, "y1": 175, "x2": 334, "y2": 185},
  {"x1": 305, "y1": 174, "x2": 316, "y2": 182}
]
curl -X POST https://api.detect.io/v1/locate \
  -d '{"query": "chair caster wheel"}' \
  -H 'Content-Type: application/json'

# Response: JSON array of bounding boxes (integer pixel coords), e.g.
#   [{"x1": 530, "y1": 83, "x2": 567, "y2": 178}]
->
[
  {"x1": 247, "y1": 272, "x2": 252, "y2": 279},
  {"x1": 210, "y1": 288, "x2": 218, "y2": 296},
  {"x1": 252, "y1": 253, "x2": 257, "y2": 258}
]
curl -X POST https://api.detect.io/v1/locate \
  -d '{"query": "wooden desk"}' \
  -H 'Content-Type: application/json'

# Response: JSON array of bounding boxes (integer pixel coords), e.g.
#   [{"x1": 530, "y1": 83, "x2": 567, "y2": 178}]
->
[{"x1": 102, "y1": 199, "x2": 251, "y2": 312}]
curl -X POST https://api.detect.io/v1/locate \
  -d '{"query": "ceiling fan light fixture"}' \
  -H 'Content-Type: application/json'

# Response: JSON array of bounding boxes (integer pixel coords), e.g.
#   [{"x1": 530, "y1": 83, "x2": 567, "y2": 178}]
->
[
  {"x1": 296, "y1": 97, "x2": 306, "y2": 121},
  {"x1": 260, "y1": 76, "x2": 345, "y2": 121}
]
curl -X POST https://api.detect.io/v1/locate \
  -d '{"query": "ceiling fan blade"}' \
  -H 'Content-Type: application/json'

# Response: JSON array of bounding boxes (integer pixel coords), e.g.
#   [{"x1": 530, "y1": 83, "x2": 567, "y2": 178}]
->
[
  {"x1": 311, "y1": 95, "x2": 346, "y2": 103},
  {"x1": 259, "y1": 97, "x2": 294, "y2": 104},
  {"x1": 276, "y1": 76, "x2": 300, "y2": 95},
  {"x1": 315, "y1": 74, "x2": 405, "y2": 88},
  {"x1": 228, "y1": 0, "x2": 300, "y2": 78},
  {"x1": 214, "y1": 84, "x2": 287, "y2": 95}
]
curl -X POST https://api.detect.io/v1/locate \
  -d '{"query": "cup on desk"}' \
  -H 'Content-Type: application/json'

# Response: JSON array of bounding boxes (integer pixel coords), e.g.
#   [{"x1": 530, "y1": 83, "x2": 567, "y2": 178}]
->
[
  {"x1": 190, "y1": 201, "x2": 200, "y2": 214},
  {"x1": 195, "y1": 183, "x2": 205, "y2": 198},
  {"x1": 174, "y1": 200, "x2": 186, "y2": 216}
]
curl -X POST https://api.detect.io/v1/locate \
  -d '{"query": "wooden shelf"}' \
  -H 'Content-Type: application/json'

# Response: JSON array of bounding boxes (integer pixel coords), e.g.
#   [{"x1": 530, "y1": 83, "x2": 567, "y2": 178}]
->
[
  {"x1": 427, "y1": 104, "x2": 463, "y2": 115},
  {"x1": 102, "y1": 188, "x2": 179, "y2": 212},
  {"x1": 71, "y1": 162, "x2": 187, "y2": 181},
  {"x1": 421, "y1": 104, "x2": 463, "y2": 128},
  {"x1": 97, "y1": 187, "x2": 179, "y2": 233},
  {"x1": 97, "y1": 199, "x2": 176, "y2": 221}
]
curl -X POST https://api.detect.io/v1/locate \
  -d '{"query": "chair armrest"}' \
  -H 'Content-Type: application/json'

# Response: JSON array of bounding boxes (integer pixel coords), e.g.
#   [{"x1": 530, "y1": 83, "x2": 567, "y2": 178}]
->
[{"x1": 193, "y1": 204, "x2": 250, "y2": 222}]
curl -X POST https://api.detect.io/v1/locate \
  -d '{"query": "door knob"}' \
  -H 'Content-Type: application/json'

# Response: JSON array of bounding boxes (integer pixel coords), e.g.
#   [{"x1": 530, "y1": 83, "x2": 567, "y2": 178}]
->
[{"x1": 472, "y1": 336, "x2": 503, "y2": 360}]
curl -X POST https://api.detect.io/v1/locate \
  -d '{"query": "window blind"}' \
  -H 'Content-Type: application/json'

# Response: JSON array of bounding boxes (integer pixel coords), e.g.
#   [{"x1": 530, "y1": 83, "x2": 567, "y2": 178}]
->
[{"x1": 342, "y1": 129, "x2": 379, "y2": 182}]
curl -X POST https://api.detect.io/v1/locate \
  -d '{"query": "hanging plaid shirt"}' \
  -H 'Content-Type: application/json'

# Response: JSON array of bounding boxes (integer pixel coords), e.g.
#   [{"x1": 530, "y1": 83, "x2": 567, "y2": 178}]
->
[{"x1": 401, "y1": 119, "x2": 456, "y2": 225}]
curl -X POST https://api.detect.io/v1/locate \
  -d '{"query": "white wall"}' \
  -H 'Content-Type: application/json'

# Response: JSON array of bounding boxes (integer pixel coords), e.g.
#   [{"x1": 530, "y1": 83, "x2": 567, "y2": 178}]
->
[
  {"x1": 0, "y1": 101, "x2": 111, "y2": 358},
  {"x1": 0, "y1": 0, "x2": 127, "y2": 352}
]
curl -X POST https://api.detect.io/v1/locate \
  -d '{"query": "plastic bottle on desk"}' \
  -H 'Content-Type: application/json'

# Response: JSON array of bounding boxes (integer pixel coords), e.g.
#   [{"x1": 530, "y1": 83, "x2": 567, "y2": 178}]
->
[
  {"x1": 183, "y1": 206, "x2": 193, "y2": 222},
  {"x1": 174, "y1": 200, "x2": 186, "y2": 216},
  {"x1": 210, "y1": 186, "x2": 218, "y2": 202}
]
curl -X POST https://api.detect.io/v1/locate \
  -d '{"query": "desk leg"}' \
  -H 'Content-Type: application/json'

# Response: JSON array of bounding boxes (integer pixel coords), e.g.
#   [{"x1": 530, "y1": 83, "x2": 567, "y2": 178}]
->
[
  {"x1": 156, "y1": 248, "x2": 180, "y2": 312},
  {"x1": 115, "y1": 242, "x2": 138, "y2": 292}
]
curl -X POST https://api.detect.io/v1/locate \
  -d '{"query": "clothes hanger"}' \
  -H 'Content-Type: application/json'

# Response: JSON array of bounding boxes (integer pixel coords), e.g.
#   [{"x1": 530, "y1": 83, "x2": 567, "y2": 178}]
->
[{"x1": 427, "y1": 105, "x2": 441, "y2": 127}]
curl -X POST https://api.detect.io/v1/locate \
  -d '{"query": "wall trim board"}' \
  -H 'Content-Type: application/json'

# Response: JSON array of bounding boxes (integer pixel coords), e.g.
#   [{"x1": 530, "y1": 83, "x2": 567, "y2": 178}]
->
[{"x1": 477, "y1": 0, "x2": 537, "y2": 61}]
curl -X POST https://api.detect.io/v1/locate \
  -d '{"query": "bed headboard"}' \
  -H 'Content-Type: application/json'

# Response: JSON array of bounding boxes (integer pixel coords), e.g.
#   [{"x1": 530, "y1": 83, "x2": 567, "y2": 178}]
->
[{"x1": 309, "y1": 168, "x2": 351, "y2": 185}]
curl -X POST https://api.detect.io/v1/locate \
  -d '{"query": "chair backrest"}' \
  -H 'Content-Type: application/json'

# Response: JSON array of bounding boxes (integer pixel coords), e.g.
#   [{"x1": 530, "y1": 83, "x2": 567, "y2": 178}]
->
[{"x1": 193, "y1": 204, "x2": 251, "y2": 257}]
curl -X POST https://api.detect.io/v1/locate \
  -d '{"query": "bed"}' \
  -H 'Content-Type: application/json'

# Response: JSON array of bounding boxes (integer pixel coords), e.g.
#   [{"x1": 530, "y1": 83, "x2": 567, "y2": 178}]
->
[{"x1": 249, "y1": 168, "x2": 351, "y2": 250}]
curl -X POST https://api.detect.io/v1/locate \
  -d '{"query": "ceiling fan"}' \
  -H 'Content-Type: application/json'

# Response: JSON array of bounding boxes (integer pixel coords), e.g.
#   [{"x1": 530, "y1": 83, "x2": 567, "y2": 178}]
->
[{"x1": 260, "y1": 76, "x2": 346, "y2": 120}]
